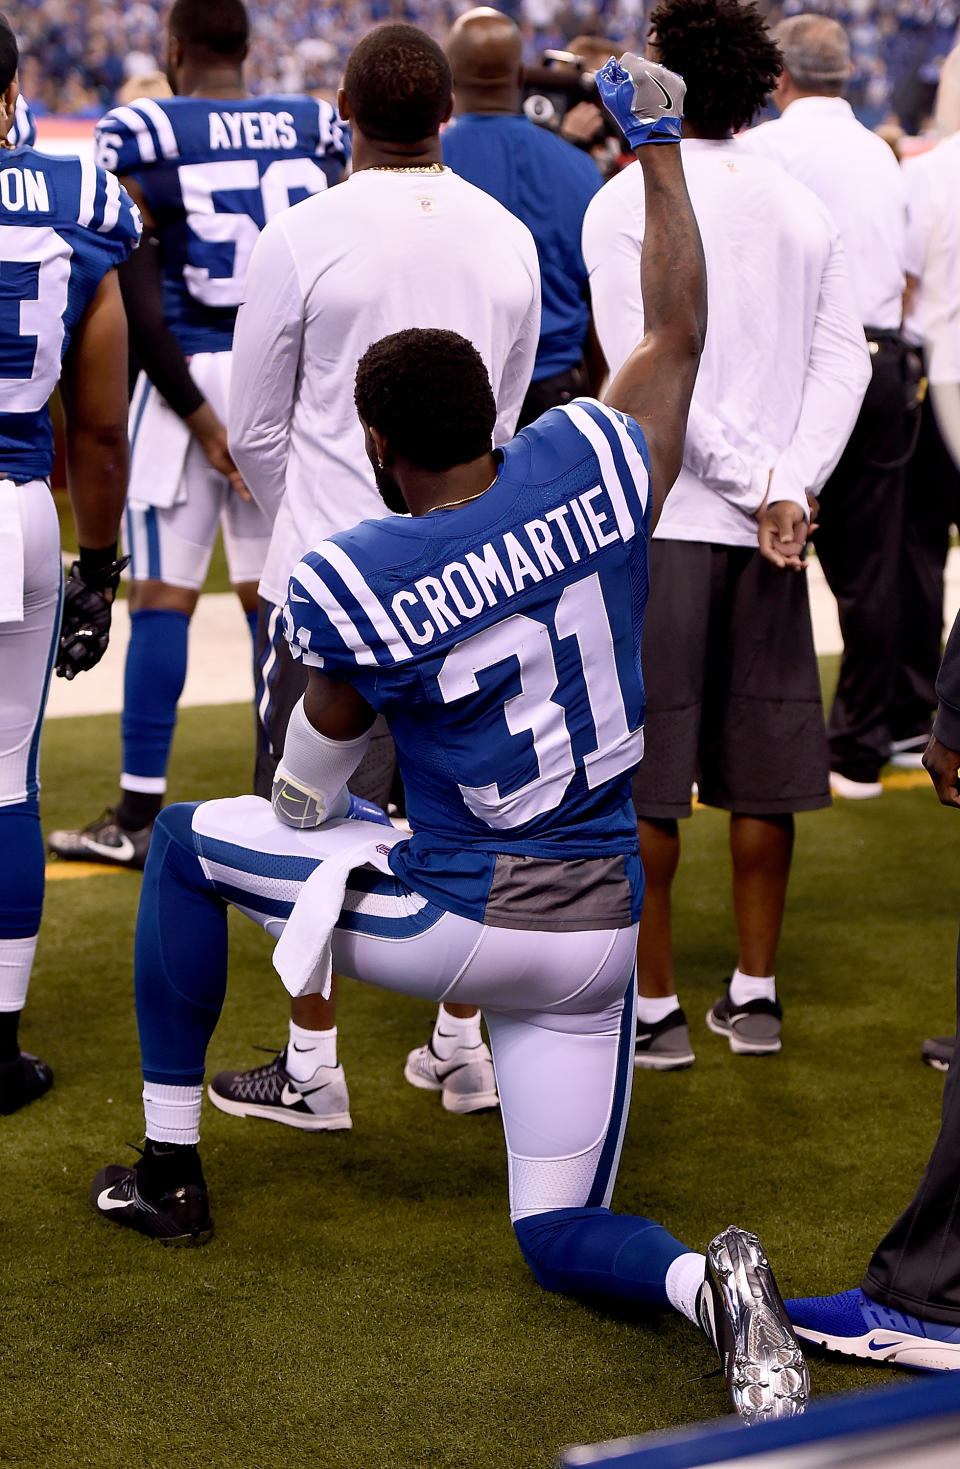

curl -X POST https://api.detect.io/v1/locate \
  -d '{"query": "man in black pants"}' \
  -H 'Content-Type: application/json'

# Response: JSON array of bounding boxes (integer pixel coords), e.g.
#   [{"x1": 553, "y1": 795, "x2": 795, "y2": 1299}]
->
[{"x1": 786, "y1": 609, "x2": 960, "y2": 1368}]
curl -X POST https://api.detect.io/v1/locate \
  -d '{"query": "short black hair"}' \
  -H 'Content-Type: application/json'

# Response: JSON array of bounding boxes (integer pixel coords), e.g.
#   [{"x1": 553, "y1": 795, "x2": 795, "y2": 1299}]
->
[
  {"x1": 649, "y1": 0, "x2": 781, "y2": 137},
  {"x1": 168, "y1": 0, "x2": 248, "y2": 60},
  {"x1": 344, "y1": 24, "x2": 452, "y2": 144},
  {"x1": 355, "y1": 329, "x2": 497, "y2": 473},
  {"x1": 0, "y1": 13, "x2": 18, "y2": 92}
]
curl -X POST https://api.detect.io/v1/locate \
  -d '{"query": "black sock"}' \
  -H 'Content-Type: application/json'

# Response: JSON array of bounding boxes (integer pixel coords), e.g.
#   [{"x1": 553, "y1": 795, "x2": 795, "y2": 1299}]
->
[
  {"x1": 139, "y1": 1137, "x2": 204, "y2": 1192},
  {"x1": 115, "y1": 791, "x2": 163, "y2": 831},
  {"x1": 0, "y1": 1009, "x2": 20, "y2": 1064}
]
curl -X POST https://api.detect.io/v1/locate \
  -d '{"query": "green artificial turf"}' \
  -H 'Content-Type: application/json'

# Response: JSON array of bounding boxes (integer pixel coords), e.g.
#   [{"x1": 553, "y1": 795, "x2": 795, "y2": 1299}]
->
[{"x1": 2, "y1": 698, "x2": 956, "y2": 1467}]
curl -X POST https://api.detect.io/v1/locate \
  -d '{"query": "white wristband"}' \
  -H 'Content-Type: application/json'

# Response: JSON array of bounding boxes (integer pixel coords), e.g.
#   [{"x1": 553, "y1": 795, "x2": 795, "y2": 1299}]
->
[{"x1": 271, "y1": 697, "x2": 371, "y2": 829}]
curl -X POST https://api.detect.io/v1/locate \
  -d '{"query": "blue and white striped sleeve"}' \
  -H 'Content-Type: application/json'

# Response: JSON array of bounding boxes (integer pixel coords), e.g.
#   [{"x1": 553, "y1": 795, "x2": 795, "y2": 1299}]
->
[
  {"x1": 94, "y1": 100, "x2": 179, "y2": 176},
  {"x1": 557, "y1": 397, "x2": 651, "y2": 533}
]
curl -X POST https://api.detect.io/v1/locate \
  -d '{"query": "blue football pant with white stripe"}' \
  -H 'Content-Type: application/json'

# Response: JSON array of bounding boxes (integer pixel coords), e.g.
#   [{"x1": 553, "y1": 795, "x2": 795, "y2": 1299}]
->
[{"x1": 133, "y1": 797, "x2": 689, "y2": 1306}]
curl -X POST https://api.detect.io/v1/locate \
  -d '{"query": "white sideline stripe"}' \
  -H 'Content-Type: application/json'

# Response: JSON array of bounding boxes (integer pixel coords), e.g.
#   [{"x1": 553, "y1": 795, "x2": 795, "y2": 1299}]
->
[{"x1": 42, "y1": 553, "x2": 960, "y2": 721}]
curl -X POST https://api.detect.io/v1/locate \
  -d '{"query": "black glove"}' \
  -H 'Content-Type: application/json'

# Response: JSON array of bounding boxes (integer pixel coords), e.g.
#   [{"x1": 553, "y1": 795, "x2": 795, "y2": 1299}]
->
[{"x1": 56, "y1": 551, "x2": 129, "y2": 680}]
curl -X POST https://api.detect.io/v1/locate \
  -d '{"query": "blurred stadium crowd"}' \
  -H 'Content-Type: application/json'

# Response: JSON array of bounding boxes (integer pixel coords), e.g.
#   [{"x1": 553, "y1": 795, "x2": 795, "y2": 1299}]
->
[{"x1": 4, "y1": 0, "x2": 959, "y2": 128}]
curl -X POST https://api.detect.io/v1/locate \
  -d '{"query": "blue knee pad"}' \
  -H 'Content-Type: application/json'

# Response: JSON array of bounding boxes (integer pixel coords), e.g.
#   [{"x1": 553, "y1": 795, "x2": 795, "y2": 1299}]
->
[
  {"x1": 135, "y1": 802, "x2": 229, "y2": 1086},
  {"x1": 0, "y1": 800, "x2": 44, "y2": 937},
  {"x1": 514, "y1": 1206, "x2": 689, "y2": 1309}
]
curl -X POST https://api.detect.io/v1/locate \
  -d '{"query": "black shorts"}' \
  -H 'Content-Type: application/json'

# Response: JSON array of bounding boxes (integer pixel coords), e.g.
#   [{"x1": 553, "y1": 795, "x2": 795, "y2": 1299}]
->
[
  {"x1": 631, "y1": 540, "x2": 830, "y2": 820},
  {"x1": 253, "y1": 596, "x2": 398, "y2": 809}
]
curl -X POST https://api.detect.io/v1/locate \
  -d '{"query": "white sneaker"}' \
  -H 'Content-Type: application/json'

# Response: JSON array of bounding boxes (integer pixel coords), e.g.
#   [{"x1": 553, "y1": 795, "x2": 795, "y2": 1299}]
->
[
  {"x1": 207, "y1": 1048, "x2": 352, "y2": 1130},
  {"x1": 829, "y1": 771, "x2": 883, "y2": 800},
  {"x1": 404, "y1": 1040, "x2": 499, "y2": 1114}
]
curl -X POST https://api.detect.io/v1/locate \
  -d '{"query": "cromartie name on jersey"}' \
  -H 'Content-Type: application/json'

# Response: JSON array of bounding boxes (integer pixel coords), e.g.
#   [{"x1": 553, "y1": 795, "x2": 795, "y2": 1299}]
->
[
  {"x1": 0, "y1": 167, "x2": 50, "y2": 213},
  {"x1": 391, "y1": 485, "x2": 622, "y2": 646},
  {"x1": 208, "y1": 111, "x2": 300, "y2": 151}
]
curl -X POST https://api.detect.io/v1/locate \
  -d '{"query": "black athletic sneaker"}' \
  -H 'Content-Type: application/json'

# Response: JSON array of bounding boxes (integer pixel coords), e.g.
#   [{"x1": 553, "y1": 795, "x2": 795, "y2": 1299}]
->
[
  {"x1": 697, "y1": 1225, "x2": 809, "y2": 1424},
  {"x1": 47, "y1": 809, "x2": 154, "y2": 869},
  {"x1": 208, "y1": 1047, "x2": 352, "y2": 1130},
  {"x1": 922, "y1": 1036, "x2": 954, "y2": 1071},
  {"x1": 91, "y1": 1144, "x2": 212, "y2": 1245},
  {"x1": 707, "y1": 982, "x2": 782, "y2": 1055},
  {"x1": 634, "y1": 1008, "x2": 695, "y2": 1070},
  {"x1": 0, "y1": 1051, "x2": 53, "y2": 1115}
]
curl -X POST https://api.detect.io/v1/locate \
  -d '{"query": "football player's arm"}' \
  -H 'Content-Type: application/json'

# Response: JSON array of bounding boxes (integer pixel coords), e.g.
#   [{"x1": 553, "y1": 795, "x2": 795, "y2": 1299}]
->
[
  {"x1": 595, "y1": 58, "x2": 707, "y2": 526},
  {"x1": 271, "y1": 670, "x2": 377, "y2": 829},
  {"x1": 925, "y1": 607, "x2": 960, "y2": 809},
  {"x1": 56, "y1": 269, "x2": 130, "y2": 677},
  {"x1": 117, "y1": 175, "x2": 248, "y2": 500},
  {"x1": 228, "y1": 221, "x2": 305, "y2": 523}
]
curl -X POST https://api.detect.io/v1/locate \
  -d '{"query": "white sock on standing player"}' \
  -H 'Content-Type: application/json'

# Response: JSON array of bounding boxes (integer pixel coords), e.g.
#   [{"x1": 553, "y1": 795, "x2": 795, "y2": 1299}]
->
[
  {"x1": 729, "y1": 969, "x2": 776, "y2": 1006},
  {"x1": 635, "y1": 993, "x2": 680, "y2": 1025},
  {"x1": 665, "y1": 1251, "x2": 708, "y2": 1325},
  {"x1": 286, "y1": 1020, "x2": 337, "y2": 1080},
  {"x1": 0, "y1": 934, "x2": 38, "y2": 1012},
  {"x1": 142, "y1": 1081, "x2": 203, "y2": 1145},
  {"x1": 431, "y1": 1004, "x2": 482, "y2": 1061}
]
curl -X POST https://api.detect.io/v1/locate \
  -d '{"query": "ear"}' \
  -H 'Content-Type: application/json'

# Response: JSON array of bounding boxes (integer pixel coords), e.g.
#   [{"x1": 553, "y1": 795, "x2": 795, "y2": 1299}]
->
[
  {"x1": 0, "y1": 77, "x2": 18, "y2": 140},
  {"x1": 337, "y1": 87, "x2": 350, "y2": 122},
  {"x1": 441, "y1": 90, "x2": 454, "y2": 126},
  {"x1": 370, "y1": 425, "x2": 388, "y2": 467}
]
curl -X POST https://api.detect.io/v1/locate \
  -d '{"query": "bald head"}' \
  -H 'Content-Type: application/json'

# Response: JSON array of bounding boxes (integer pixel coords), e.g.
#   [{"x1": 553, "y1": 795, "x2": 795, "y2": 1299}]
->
[
  {"x1": 775, "y1": 14, "x2": 851, "y2": 97},
  {"x1": 446, "y1": 7, "x2": 522, "y2": 110}
]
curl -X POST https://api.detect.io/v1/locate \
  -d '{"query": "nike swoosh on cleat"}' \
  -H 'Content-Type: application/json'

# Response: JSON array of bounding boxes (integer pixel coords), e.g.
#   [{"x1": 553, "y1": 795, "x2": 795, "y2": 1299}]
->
[
  {"x1": 868, "y1": 1337, "x2": 899, "y2": 1351},
  {"x1": 280, "y1": 1083, "x2": 308, "y2": 1106},
  {"x1": 83, "y1": 834, "x2": 136, "y2": 861},
  {"x1": 97, "y1": 1188, "x2": 133, "y2": 1211}
]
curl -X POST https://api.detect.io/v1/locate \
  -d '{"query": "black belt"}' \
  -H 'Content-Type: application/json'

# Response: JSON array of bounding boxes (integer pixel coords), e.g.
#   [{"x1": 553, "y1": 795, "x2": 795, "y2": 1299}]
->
[{"x1": 865, "y1": 328, "x2": 903, "y2": 352}]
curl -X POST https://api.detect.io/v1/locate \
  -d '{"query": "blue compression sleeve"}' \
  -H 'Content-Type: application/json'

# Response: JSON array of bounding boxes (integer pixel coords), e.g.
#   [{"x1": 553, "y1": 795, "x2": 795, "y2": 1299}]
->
[
  {"x1": 514, "y1": 1206, "x2": 690, "y2": 1309},
  {"x1": 134, "y1": 802, "x2": 227, "y2": 1086},
  {"x1": 122, "y1": 608, "x2": 190, "y2": 781},
  {"x1": 0, "y1": 799, "x2": 44, "y2": 936}
]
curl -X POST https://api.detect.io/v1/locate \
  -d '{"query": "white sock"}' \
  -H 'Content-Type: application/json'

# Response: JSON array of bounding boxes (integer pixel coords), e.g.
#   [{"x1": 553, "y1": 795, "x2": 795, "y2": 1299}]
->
[
  {"x1": 286, "y1": 1020, "x2": 337, "y2": 1081},
  {"x1": 142, "y1": 1081, "x2": 203, "y2": 1145},
  {"x1": 729, "y1": 968, "x2": 776, "y2": 1006},
  {"x1": 665, "y1": 1251, "x2": 707, "y2": 1326},
  {"x1": 635, "y1": 993, "x2": 680, "y2": 1025},
  {"x1": 0, "y1": 934, "x2": 38, "y2": 1013},
  {"x1": 432, "y1": 1004, "x2": 482, "y2": 1061}
]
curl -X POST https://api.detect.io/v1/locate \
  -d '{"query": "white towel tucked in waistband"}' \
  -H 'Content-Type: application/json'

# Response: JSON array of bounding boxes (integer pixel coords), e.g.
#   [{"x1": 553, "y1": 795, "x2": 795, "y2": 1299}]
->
[
  {"x1": 0, "y1": 479, "x2": 25, "y2": 622},
  {"x1": 272, "y1": 827, "x2": 398, "y2": 999}
]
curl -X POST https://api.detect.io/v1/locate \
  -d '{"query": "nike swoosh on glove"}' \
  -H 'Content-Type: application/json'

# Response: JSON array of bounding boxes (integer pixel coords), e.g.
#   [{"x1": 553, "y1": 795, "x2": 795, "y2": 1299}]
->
[
  {"x1": 596, "y1": 54, "x2": 685, "y2": 147},
  {"x1": 346, "y1": 794, "x2": 392, "y2": 827}
]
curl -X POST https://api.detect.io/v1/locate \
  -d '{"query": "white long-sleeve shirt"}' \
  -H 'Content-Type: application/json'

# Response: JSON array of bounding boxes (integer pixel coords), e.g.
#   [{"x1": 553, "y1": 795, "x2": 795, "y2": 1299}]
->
[
  {"x1": 582, "y1": 138, "x2": 871, "y2": 547},
  {"x1": 229, "y1": 167, "x2": 541, "y2": 607},
  {"x1": 903, "y1": 133, "x2": 960, "y2": 386},
  {"x1": 741, "y1": 97, "x2": 907, "y2": 331}
]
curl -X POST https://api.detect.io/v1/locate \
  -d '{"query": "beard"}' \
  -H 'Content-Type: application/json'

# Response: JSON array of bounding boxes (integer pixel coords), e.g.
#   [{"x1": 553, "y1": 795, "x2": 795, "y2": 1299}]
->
[{"x1": 374, "y1": 462, "x2": 409, "y2": 515}]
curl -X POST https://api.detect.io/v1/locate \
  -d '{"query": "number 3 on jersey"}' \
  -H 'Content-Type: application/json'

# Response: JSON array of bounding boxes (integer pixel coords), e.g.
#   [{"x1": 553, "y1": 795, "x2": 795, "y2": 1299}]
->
[
  {"x1": 178, "y1": 157, "x2": 328, "y2": 307},
  {"x1": 436, "y1": 571, "x2": 644, "y2": 829}
]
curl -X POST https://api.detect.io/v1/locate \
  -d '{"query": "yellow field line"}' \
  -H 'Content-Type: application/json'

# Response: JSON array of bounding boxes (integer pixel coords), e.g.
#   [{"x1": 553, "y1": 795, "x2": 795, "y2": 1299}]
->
[{"x1": 45, "y1": 862, "x2": 132, "y2": 881}]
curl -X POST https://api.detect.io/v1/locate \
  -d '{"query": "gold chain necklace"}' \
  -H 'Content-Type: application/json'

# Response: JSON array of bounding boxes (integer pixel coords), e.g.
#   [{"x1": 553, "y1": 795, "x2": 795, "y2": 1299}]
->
[
  {"x1": 431, "y1": 477, "x2": 498, "y2": 513},
  {"x1": 367, "y1": 162, "x2": 445, "y2": 174}
]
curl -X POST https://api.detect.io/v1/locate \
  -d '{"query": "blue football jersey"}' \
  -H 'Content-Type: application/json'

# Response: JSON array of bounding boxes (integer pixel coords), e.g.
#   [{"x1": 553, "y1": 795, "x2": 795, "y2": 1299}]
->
[
  {"x1": 8, "y1": 95, "x2": 37, "y2": 149},
  {"x1": 93, "y1": 95, "x2": 347, "y2": 353},
  {"x1": 284, "y1": 399, "x2": 652, "y2": 926},
  {"x1": 0, "y1": 147, "x2": 141, "y2": 482}
]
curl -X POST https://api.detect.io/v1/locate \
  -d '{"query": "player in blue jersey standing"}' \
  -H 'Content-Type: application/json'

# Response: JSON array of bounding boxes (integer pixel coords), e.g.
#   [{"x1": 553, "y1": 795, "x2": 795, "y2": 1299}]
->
[
  {"x1": 47, "y1": 0, "x2": 346, "y2": 870},
  {"x1": 90, "y1": 56, "x2": 811, "y2": 1424},
  {"x1": 0, "y1": 14, "x2": 141, "y2": 1114}
]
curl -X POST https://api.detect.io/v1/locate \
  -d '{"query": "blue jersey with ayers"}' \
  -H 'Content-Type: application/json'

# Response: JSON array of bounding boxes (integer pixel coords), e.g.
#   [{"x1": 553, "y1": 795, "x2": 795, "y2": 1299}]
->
[{"x1": 93, "y1": 94, "x2": 347, "y2": 354}]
